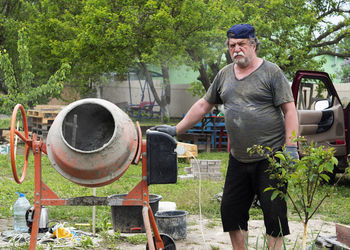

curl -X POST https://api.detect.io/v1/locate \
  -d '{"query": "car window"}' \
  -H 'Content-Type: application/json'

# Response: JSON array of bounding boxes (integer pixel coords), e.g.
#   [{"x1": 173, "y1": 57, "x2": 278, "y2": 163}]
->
[{"x1": 296, "y1": 78, "x2": 332, "y2": 111}]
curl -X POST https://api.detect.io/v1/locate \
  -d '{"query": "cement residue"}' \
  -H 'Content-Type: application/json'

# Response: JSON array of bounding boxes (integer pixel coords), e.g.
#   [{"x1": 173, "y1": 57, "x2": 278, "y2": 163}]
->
[{"x1": 63, "y1": 103, "x2": 115, "y2": 151}]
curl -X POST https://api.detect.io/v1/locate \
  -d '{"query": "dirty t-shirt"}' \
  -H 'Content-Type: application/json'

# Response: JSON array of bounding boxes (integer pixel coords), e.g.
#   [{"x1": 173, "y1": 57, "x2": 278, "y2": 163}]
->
[{"x1": 204, "y1": 60, "x2": 294, "y2": 163}]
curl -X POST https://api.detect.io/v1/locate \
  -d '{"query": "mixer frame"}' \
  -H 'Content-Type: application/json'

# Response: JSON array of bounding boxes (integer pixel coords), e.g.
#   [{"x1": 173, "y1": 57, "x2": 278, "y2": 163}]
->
[{"x1": 10, "y1": 104, "x2": 172, "y2": 250}]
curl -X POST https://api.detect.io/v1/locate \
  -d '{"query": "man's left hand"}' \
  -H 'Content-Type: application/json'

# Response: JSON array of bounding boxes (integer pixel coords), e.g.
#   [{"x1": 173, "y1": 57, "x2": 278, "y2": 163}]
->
[{"x1": 285, "y1": 145, "x2": 299, "y2": 161}]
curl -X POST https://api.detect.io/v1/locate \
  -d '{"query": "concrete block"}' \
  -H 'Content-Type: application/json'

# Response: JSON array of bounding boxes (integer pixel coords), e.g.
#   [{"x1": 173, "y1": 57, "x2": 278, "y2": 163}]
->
[
  {"x1": 184, "y1": 167, "x2": 192, "y2": 174},
  {"x1": 178, "y1": 174, "x2": 194, "y2": 180}
]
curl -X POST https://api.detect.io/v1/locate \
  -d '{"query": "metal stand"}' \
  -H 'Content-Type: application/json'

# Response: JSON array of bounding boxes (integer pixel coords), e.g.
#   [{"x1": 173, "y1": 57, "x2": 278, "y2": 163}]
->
[{"x1": 10, "y1": 104, "x2": 169, "y2": 250}]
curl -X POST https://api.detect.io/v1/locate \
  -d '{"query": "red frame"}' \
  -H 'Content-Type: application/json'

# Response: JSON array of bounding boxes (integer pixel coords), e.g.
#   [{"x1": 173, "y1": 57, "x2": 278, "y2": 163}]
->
[{"x1": 10, "y1": 106, "x2": 164, "y2": 250}]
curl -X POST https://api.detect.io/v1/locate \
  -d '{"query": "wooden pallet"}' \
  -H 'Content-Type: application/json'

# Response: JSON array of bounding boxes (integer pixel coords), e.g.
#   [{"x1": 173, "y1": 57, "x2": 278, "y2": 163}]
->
[
  {"x1": 29, "y1": 123, "x2": 51, "y2": 131},
  {"x1": 31, "y1": 128, "x2": 49, "y2": 138},
  {"x1": 27, "y1": 105, "x2": 65, "y2": 141},
  {"x1": 29, "y1": 116, "x2": 55, "y2": 125},
  {"x1": 27, "y1": 105, "x2": 64, "y2": 122}
]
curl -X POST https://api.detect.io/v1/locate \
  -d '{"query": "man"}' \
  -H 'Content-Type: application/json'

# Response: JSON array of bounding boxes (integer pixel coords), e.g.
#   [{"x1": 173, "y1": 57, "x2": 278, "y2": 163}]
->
[{"x1": 153, "y1": 24, "x2": 299, "y2": 250}]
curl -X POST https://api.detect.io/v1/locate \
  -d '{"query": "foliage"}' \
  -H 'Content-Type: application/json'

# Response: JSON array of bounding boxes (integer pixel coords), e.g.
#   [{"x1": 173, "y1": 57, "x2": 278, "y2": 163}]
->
[
  {"x1": 0, "y1": 28, "x2": 70, "y2": 114},
  {"x1": 187, "y1": 81, "x2": 206, "y2": 98},
  {"x1": 1, "y1": 0, "x2": 348, "y2": 114},
  {"x1": 80, "y1": 236, "x2": 94, "y2": 249},
  {"x1": 338, "y1": 58, "x2": 350, "y2": 82},
  {"x1": 101, "y1": 230, "x2": 146, "y2": 248},
  {"x1": 248, "y1": 135, "x2": 350, "y2": 250},
  {"x1": 334, "y1": 38, "x2": 350, "y2": 82},
  {"x1": 0, "y1": 118, "x2": 10, "y2": 129}
]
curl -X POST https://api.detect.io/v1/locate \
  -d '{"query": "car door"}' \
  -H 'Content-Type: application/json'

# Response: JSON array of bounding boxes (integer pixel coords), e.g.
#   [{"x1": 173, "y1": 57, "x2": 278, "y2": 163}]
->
[{"x1": 291, "y1": 70, "x2": 347, "y2": 156}]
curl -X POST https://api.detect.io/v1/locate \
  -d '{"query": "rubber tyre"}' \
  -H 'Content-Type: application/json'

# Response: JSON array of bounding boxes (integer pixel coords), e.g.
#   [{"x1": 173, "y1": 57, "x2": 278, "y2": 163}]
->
[{"x1": 146, "y1": 233, "x2": 176, "y2": 250}]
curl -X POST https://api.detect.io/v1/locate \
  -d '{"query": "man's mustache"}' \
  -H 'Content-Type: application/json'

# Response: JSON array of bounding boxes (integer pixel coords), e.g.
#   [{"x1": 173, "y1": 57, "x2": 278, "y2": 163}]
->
[{"x1": 233, "y1": 51, "x2": 245, "y2": 58}]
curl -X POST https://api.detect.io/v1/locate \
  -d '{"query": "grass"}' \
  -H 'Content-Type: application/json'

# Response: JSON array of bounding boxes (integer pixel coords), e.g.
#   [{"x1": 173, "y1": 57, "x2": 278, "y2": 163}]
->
[
  {"x1": 2, "y1": 149, "x2": 350, "y2": 223},
  {"x1": 0, "y1": 149, "x2": 227, "y2": 224},
  {"x1": 1, "y1": 147, "x2": 350, "y2": 248}
]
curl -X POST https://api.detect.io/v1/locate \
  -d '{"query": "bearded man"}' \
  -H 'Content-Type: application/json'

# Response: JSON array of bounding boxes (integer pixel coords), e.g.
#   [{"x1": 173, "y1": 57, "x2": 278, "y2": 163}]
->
[{"x1": 153, "y1": 24, "x2": 299, "y2": 250}]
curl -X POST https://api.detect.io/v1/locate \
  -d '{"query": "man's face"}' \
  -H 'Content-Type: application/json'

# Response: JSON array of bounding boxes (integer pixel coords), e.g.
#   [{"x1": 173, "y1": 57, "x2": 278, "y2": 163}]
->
[{"x1": 228, "y1": 38, "x2": 256, "y2": 68}]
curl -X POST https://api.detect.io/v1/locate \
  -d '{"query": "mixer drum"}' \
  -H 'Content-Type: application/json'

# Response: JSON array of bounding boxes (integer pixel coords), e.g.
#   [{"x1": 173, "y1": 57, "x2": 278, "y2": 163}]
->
[{"x1": 46, "y1": 98, "x2": 139, "y2": 187}]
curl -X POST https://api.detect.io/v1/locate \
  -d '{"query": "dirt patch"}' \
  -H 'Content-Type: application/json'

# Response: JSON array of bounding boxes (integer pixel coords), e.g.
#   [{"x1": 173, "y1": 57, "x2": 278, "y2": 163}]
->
[
  {"x1": 0, "y1": 219, "x2": 12, "y2": 233},
  {"x1": 0, "y1": 216, "x2": 336, "y2": 249},
  {"x1": 115, "y1": 215, "x2": 336, "y2": 250}
]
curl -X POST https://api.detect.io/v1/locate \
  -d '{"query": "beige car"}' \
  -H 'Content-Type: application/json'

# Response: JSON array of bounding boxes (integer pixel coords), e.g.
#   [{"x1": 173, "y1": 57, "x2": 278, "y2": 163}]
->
[{"x1": 291, "y1": 70, "x2": 349, "y2": 181}]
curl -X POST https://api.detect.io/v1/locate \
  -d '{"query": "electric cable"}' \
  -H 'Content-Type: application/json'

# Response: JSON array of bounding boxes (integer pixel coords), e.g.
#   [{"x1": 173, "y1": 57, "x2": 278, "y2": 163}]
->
[
  {"x1": 176, "y1": 144, "x2": 207, "y2": 245},
  {"x1": 188, "y1": 150, "x2": 207, "y2": 245}
]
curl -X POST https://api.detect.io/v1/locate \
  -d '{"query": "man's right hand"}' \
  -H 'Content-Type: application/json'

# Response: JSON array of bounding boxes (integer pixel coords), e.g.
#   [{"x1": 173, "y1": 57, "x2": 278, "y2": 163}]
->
[{"x1": 151, "y1": 125, "x2": 177, "y2": 136}]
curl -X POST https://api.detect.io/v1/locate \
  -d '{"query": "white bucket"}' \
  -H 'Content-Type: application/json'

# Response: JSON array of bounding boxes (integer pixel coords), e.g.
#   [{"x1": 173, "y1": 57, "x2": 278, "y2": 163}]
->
[{"x1": 158, "y1": 201, "x2": 176, "y2": 212}]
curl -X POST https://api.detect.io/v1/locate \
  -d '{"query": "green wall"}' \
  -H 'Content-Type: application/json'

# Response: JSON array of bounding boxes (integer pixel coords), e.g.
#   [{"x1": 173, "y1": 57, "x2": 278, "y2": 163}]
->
[
  {"x1": 147, "y1": 64, "x2": 199, "y2": 85},
  {"x1": 317, "y1": 54, "x2": 345, "y2": 83}
]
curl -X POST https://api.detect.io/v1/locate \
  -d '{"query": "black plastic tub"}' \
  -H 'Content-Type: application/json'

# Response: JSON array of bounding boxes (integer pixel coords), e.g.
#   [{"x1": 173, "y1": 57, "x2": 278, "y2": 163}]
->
[
  {"x1": 109, "y1": 194, "x2": 162, "y2": 233},
  {"x1": 155, "y1": 210, "x2": 188, "y2": 240}
]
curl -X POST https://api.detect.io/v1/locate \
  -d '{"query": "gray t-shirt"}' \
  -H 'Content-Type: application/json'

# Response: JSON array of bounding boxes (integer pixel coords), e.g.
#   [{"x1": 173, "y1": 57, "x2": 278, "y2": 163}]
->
[{"x1": 204, "y1": 60, "x2": 294, "y2": 162}]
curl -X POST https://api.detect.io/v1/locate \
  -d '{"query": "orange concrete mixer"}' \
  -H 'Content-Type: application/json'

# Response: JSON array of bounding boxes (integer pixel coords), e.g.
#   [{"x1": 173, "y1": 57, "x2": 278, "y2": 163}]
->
[{"x1": 10, "y1": 98, "x2": 178, "y2": 250}]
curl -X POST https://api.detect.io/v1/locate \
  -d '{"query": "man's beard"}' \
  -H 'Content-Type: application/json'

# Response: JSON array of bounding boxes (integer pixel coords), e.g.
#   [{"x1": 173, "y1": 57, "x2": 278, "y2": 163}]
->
[{"x1": 232, "y1": 52, "x2": 250, "y2": 68}]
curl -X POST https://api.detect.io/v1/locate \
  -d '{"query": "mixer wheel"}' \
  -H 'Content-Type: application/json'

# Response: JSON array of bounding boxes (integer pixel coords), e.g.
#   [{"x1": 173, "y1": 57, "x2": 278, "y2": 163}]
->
[
  {"x1": 10, "y1": 104, "x2": 31, "y2": 184},
  {"x1": 146, "y1": 233, "x2": 176, "y2": 250}
]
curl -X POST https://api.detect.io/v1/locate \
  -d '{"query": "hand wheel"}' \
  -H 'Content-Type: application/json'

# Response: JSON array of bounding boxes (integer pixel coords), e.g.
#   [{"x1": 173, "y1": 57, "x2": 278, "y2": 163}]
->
[{"x1": 10, "y1": 104, "x2": 31, "y2": 184}]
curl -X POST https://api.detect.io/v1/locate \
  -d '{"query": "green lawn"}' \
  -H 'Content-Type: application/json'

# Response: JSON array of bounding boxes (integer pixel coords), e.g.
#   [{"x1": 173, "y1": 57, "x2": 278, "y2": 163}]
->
[{"x1": 1, "y1": 150, "x2": 350, "y2": 229}]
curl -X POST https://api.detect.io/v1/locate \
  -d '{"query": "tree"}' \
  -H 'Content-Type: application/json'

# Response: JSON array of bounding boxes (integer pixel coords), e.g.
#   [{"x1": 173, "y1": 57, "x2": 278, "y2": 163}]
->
[
  {"x1": 249, "y1": 135, "x2": 350, "y2": 250},
  {"x1": 27, "y1": 0, "x2": 177, "y2": 121},
  {"x1": 25, "y1": 0, "x2": 91, "y2": 94},
  {"x1": 186, "y1": 0, "x2": 349, "y2": 93},
  {"x1": 36, "y1": 0, "x2": 226, "y2": 121},
  {"x1": 335, "y1": 38, "x2": 350, "y2": 82},
  {"x1": 310, "y1": 0, "x2": 350, "y2": 58},
  {"x1": 133, "y1": 0, "x2": 228, "y2": 119},
  {"x1": 0, "y1": 0, "x2": 31, "y2": 90},
  {"x1": 18, "y1": 0, "x2": 349, "y2": 116},
  {"x1": 0, "y1": 29, "x2": 70, "y2": 114}
]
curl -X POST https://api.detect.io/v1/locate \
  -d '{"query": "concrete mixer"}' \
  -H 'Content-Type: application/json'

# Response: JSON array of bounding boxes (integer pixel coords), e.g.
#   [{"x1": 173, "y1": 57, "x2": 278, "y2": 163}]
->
[{"x1": 10, "y1": 98, "x2": 178, "y2": 250}]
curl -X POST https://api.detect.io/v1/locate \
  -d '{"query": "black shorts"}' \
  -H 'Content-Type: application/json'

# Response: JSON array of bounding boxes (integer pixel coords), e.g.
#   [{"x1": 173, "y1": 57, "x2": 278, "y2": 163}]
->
[{"x1": 220, "y1": 154, "x2": 290, "y2": 237}]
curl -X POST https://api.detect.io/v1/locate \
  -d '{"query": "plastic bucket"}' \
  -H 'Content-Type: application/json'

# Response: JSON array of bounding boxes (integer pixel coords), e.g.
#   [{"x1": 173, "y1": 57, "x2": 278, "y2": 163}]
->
[
  {"x1": 158, "y1": 201, "x2": 176, "y2": 212},
  {"x1": 155, "y1": 210, "x2": 188, "y2": 240},
  {"x1": 110, "y1": 194, "x2": 162, "y2": 233}
]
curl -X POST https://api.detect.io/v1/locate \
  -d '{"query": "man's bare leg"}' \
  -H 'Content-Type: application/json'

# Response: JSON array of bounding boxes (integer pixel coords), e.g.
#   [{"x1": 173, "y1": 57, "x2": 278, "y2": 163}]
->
[
  {"x1": 229, "y1": 230, "x2": 247, "y2": 250},
  {"x1": 267, "y1": 234, "x2": 283, "y2": 250}
]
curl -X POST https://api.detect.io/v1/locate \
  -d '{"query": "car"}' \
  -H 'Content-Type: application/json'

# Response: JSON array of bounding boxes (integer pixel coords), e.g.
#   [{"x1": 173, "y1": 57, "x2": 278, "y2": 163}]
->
[{"x1": 291, "y1": 70, "x2": 350, "y2": 180}]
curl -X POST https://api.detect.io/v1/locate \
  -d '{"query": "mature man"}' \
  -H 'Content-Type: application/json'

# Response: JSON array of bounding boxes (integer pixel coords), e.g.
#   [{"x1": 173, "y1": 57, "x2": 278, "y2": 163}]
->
[{"x1": 153, "y1": 24, "x2": 299, "y2": 249}]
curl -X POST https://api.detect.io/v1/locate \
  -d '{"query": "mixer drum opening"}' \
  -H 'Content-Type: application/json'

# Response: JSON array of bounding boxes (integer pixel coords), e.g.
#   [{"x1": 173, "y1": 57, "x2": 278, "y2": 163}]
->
[
  {"x1": 46, "y1": 98, "x2": 139, "y2": 187},
  {"x1": 62, "y1": 103, "x2": 115, "y2": 152}
]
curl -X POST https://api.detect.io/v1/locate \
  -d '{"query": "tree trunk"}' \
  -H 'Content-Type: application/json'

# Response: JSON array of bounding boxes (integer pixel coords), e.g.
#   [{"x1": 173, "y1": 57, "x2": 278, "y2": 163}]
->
[
  {"x1": 302, "y1": 222, "x2": 308, "y2": 250},
  {"x1": 186, "y1": 48, "x2": 211, "y2": 91},
  {"x1": 208, "y1": 54, "x2": 222, "y2": 82},
  {"x1": 197, "y1": 61, "x2": 211, "y2": 91}
]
